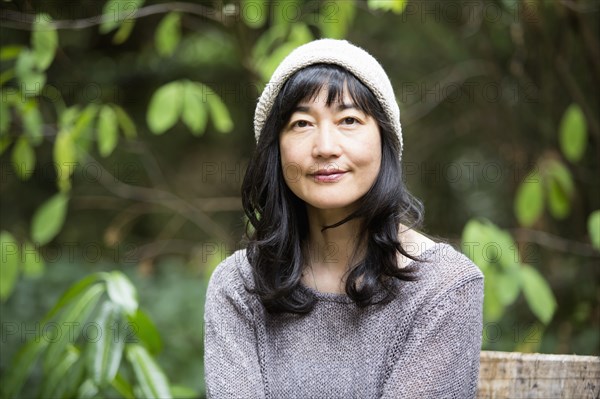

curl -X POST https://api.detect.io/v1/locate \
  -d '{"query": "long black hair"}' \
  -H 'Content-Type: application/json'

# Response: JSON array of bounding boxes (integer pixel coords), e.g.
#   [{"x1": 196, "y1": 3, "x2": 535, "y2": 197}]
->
[{"x1": 241, "y1": 64, "x2": 425, "y2": 314}]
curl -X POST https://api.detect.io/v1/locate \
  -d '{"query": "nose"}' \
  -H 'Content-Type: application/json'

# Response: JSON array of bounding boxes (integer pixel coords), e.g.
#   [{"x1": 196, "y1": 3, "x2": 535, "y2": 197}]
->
[{"x1": 312, "y1": 122, "x2": 342, "y2": 159}]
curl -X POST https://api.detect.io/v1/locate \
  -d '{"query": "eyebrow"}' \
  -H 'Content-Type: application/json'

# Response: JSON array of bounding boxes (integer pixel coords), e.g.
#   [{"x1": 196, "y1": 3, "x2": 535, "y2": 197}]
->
[{"x1": 292, "y1": 102, "x2": 359, "y2": 113}]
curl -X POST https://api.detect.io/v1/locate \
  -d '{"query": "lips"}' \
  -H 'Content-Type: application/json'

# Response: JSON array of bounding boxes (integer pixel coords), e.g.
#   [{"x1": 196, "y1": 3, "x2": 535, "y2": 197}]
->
[{"x1": 311, "y1": 169, "x2": 347, "y2": 182}]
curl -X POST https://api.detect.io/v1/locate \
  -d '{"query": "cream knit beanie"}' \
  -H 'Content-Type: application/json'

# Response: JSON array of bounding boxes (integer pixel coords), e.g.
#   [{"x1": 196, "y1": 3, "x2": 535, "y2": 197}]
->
[{"x1": 253, "y1": 38, "x2": 403, "y2": 158}]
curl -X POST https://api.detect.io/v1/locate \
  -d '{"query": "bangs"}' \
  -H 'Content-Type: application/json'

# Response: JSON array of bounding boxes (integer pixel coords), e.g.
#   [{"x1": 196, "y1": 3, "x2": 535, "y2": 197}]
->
[{"x1": 275, "y1": 64, "x2": 380, "y2": 129}]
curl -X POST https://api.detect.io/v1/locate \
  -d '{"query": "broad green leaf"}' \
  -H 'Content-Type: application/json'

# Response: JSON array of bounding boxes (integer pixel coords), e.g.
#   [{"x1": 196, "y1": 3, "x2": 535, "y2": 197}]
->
[
  {"x1": 88, "y1": 302, "x2": 126, "y2": 386},
  {"x1": 545, "y1": 159, "x2": 573, "y2": 220},
  {"x1": 0, "y1": 69, "x2": 15, "y2": 86},
  {"x1": 0, "y1": 45, "x2": 24, "y2": 61},
  {"x1": 105, "y1": 271, "x2": 138, "y2": 315},
  {"x1": 170, "y1": 385, "x2": 199, "y2": 399},
  {"x1": 155, "y1": 12, "x2": 181, "y2": 57},
  {"x1": 496, "y1": 268, "x2": 521, "y2": 306},
  {"x1": 78, "y1": 379, "x2": 99, "y2": 399},
  {"x1": 146, "y1": 81, "x2": 184, "y2": 134},
  {"x1": 521, "y1": 264, "x2": 557, "y2": 325},
  {"x1": 126, "y1": 344, "x2": 172, "y2": 399},
  {"x1": 61, "y1": 352, "x2": 86, "y2": 399},
  {"x1": 72, "y1": 104, "x2": 99, "y2": 140},
  {"x1": 14, "y1": 50, "x2": 46, "y2": 96},
  {"x1": 255, "y1": 24, "x2": 312, "y2": 82},
  {"x1": 514, "y1": 169, "x2": 544, "y2": 227},
  {"x1": 127, "y1": 309, "x2": 162, "y2": 354},
  {"x1": 113, "y1": 104, "x2": 137, "y2": 139},
  {"x1": 60, "y1": 105, "x2": 81, "y2": 129},
  {"x1": 318, "y1": 0, "x2": 356, "y2": 39},
  {"x1": 204, "y1": 86, "x2": 233, "y2": 133},
  {"x1": 21, "y1": 101, "x2": 44, "y2": 145},
  {"x1": 30, "y1": 192, "x2": 69, "y2": 245},
  {"x1": 43, "y1": 284, "x2": 104, "y2": 372},
  {"x1": 2, "y1": 340, "x2": 48, "y2": 399},
  {"x1": 100, "y1": 0, "x2": 144, "y2": 34},
  {"x1": 182, "y1": 82, "x2": 208, "y2": 135},
  {"x1": 368, "y1": 0, "x2": 408, "y2": 13},
  {"x1": 547, "y1": 174, "x2": 570, "y2": 219},
  {"x1": 113, "y1": 20, "x2": 136, "y2": 44},
  {"x1": 111, "y1": 372, "x2": 136, "y2": 399},
  {"x1": 0, "y1": 98, "x2": 10, "y2": 134},
  {"x1": 559, "y1": 104, "x2": 587, "y2": 162},
  {"x1": 0, "y1": 136, "x2": 12, "y2": 155},
  {"x1": 588, "y1": 210, "x2": 600, "y2": 250},
  {"x1": 485, "y1": 222, "x2": 520, "y2": 271},
  {"x1": 32, "y1": 14, "x2": 58, "y2": 71},
  {"x1": 39, "y1": 345, "x2": 79, "y2": 398},
  {"x1": 0, "y1": 231, "x2": 20, "y2": 301},
  {"x1": 461, "y1": 218, "x2": 491, "y2": 269},
  {"x1": 21, "y1": 240, "x2": 45, "y2": 278},
  {"x1": 11, "y1": 136, "x2": 35, "y2": 180},
  {"x1": 97, "y1": 105, "x2": 118, "y2": 157},
  {"x1": 42, "y1": 274, "x2": 103, "y2": 323},
  {"x1": 53, "y1": 128, "x2": 77, "y2": 191},
  {"x1": 482, "y1": 268, "x2": 504, "y2": 323},
  {"x1": 241, "y1": 0, "x2": 268, "y2": 28}
]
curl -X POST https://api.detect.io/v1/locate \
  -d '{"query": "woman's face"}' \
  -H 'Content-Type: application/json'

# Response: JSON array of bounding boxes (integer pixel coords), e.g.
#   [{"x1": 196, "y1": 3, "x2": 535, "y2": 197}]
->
[{"x1": 279, "y1": 85, "x2": 382, "y2": 213}]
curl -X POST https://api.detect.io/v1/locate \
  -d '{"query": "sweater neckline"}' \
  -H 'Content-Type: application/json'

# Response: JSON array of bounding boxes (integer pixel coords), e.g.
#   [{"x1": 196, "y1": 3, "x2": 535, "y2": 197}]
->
[{"x1": 297, "y1": 242, "x2": 445, "y2": 303}]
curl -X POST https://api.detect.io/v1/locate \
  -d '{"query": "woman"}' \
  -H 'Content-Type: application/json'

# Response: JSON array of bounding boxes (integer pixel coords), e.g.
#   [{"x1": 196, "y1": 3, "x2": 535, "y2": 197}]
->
[{"x1": 204, "y1": 39, "x2": 484, "y2": 398}]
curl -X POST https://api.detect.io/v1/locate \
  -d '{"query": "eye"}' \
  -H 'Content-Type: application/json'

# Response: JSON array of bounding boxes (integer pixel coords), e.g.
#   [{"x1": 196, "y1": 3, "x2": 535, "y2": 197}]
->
[
  {"x1": 341, "y1": 117, "x2": 358, "y2": 125},
  {"x1": 291, "y1": 120, "x2": 310, "y2": 129}
]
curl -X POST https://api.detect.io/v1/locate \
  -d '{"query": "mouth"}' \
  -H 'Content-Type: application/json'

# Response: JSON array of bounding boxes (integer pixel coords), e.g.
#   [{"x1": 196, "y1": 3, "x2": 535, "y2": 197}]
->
[{"x1": 311, "y1": 169, "x2": 347, "y2": 182}]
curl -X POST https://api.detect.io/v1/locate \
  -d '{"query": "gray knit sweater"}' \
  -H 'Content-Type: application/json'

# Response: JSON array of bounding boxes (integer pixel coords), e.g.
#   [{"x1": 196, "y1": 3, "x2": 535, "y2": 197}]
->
[{"x1": 203, "y1": 242, "x2": 484, "y2": 398}]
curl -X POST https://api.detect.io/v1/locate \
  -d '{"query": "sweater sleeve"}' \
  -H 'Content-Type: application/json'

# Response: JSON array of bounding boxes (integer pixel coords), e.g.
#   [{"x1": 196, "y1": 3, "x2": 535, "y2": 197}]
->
[
  {"x1": 203, "y1": 256, "x2": 267, "y2": 399},
  {"x1": 380, "y1": 276, "x2": 484, "y2": 399}
]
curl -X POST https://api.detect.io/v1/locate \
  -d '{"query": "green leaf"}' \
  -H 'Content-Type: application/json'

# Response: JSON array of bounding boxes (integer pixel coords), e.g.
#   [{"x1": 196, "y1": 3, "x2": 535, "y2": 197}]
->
[
  {"x1": 155, "y1": 12, "x2": 181, "y2": 57},
  {"x1": 97, "y1": 105, "x2": 118, "y2": 157},
  {"x1": 78, "y1": 379, "x2": 99, "y2": 399},
  {"x1": 204, "y1": 85, "x2": 233, "y2": 133},
  {"x1": 43, "y1": 284, "x2": 104, "y2": 372},
  {"x1": 21, "y1": 240, "x2": 45, "y2": 278},
  {"x1": 170, "y1": 385, "x2": 199, "y2": 399},
  {"x1": 88, "y1": 302, "x2": 126, "y2": 387},
  {"x1": 2, "y1": 340, "x2": 48, "y2": 399},
  {"x1": 241, "y1": 0, "x2": 268, "y2": 29},
  {"x1": 147, "y1": 81, "x2": 184, "y2": 134},
  {"x1": 113, "y1": 20, "x2": 136, "y2": 44},
  {"x1": 72, "y1": 104, "x2": 99, "y2": 140},
  {"x1": 588, "y1": 210, "x2": 600, "y2": 250},
  {"x1": 105, "y1": 271, "x2": 138, "y2": 315},
  {"x1": 461, "y1": 218, "x2": 491, "y2": 269},
  {"x1": 100, "y1": 0, "x2": 144, "y2": 34},
  {"x1": 32, "y1": 14, "x2": 58, "y2": 71},
  {"x1": 11, "y1": 136, "x2": 36, "y2": 180},
  {"x1": 39, "y1": 344, "x2": 79, "y2": 398},
  {"x1": 60, "y1": 347, "x2": 86, "y2": 398},
  {"x1": 0, "y1": 231, "x2": 20, "y2": 302},
  {"x1": 0, "y1": 98, "x2": 10, "y2": 135},
  {"x1": 14, "y1": 50, "x2": 46, "y2": 96},
  {"x1": 182, "y1": 82, "x2": 208, "y2": 135},
  {"x1": 127, "y1": 309, "x2": 162, "y2": 354},
  {"x1": 0, "y1": 45, "x2": 24, "y2": 61},
  {"x1": 30, "y1": 192, "x2": 69, "y2": 245},
  {"x1": 53, "y1": 128, "x2": 77, "y2": 192},
  {"x1": 482, "y1": 268, "x2": 504, "y2": 323},
  {"x1": 368, "y1": 0, "x2": 408, "y2": 13},
  {"x1": 496, "y1": 268, "x2": 521, "y2": 306},
  {"x1": 126, "y1": 344, "x2": 172, "y2": 399},
  {"x1": 21, "y1": 101, "x2": 44, "y2": 145},
  {"x1": 514, "y1": 169, "x2": 544, "y2": 227},
  {"x1": 318, "y1": 0, "x2": 356, "y2": 39},
  {"x1": 521, "y1": 264, "x2": 557, "y2": 325},
  {"x1": 113, "y1": 104, "x2": 137, "y2": 139},
  {"x1": 559, "y1": 104, "x2": 587, "y2": 162},
  {"x1": 111, "y1": 372, "x2": 136, "y2": 399},
  {"x1": 0, "y1": 136, "x2": 12, "y2": 155},
  {"x1": 545, "y1": 159, "x2": 574, "y2": 220},
  {"x1": 42, "y1": 274, "x2": 103, "y2": 323}
]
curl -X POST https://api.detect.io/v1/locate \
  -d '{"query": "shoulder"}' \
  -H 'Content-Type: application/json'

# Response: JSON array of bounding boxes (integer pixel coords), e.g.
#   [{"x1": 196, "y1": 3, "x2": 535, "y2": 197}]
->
[
  {"x1": 413, "y1": 241, "x2": 484, "y2": 299},
  {"x1": 206, "y1": 248, "x2": 255, "y2": 297}
]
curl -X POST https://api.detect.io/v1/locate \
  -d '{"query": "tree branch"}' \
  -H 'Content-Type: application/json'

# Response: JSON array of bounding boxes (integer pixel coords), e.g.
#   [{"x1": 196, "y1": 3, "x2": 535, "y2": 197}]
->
[{"x1": 0, "y1": 2, "x2": 226, "y2": 30}]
